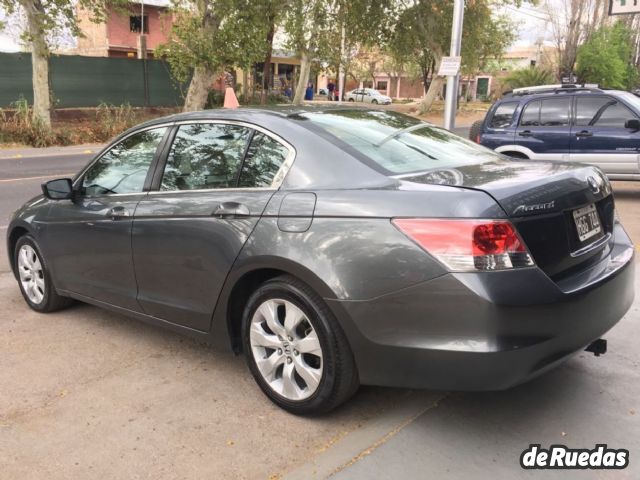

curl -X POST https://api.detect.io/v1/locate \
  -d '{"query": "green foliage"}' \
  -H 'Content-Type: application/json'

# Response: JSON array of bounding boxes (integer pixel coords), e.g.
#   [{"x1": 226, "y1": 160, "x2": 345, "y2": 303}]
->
[
  {"x1": 388, "y1": 0, "x2": 518, "y2": 91},
  {"x1": 158, "y1": 0, "x2": 270, "y2": 84},
  {"x1": 503, "y1": 67, "x2": 555, "y2": 90},
  {"x1": 576, "y1": 23, "x2": 639, "y2": 90},
  {"x1": 93, "y1": 102, "x2": 138, "y2": 141},
  {"x1": 0, "y1": 97, "x2": 67, "y2": 146}
]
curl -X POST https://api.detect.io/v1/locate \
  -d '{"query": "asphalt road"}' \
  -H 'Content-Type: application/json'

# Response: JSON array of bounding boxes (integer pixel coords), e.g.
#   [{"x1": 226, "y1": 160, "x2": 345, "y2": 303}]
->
[
  {"x1": 0, "y1": 145, "x2": 99, "y2": 272},
  {"x1": 1, "y1": 139, "x2": 639, "y2": 479}
]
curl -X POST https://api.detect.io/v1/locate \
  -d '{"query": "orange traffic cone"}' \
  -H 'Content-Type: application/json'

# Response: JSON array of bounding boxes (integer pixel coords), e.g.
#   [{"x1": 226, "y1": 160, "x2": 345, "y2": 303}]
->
[{"x1": 223, "y1": 87, "x2": 240, "y2": 109}]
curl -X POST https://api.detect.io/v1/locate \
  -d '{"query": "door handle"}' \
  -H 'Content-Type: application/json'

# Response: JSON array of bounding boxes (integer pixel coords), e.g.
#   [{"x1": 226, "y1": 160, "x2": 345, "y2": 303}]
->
[
  {"x1": 106, "y1": 205, "x2": 130, "y2": 220},
  {"x1": 576, "y1": 130, "x2": 593, "y2": 138},
  {"x1": 212, "y1": 202, "x2": 250, "y2": 218},
  {"x1": 518, "y1": 130, "x2": 534, "y2": 137}
]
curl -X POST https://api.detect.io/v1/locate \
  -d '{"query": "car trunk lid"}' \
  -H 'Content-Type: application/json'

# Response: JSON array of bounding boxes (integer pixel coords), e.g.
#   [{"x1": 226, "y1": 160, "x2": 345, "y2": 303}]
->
[{"x1": 400, "y1": 160, "x2": 615, "y2": 279}]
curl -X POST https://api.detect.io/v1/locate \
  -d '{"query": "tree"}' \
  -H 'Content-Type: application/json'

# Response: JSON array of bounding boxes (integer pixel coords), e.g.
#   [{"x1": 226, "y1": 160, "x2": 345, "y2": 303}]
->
[
  {"x1": 389, "y1": 0, "x2": 518, "y2": 113},
  {"x1": 503, "y1": 67, "x2": 555, "y2": 90},
  {"x1": 576, "y1": 22, "x2": 639, "y2": 89},
  {"x1": 543, "y1": 0, "x2": 610, "y2": 79},
  {"x1": 283, "y1": 0, "x2": 333, "y2": 105},
  {"x1": 0, "y1": 0, "x2": 117, "y2": 128},
  {"x1": 160, "y1": 0, "x2": 270, "y2": 111}
]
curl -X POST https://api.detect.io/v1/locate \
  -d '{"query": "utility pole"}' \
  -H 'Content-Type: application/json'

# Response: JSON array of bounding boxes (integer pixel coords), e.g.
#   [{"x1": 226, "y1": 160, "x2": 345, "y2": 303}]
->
[{"x1": 443, "y1": 0, "x2": 465, "y2": 131}]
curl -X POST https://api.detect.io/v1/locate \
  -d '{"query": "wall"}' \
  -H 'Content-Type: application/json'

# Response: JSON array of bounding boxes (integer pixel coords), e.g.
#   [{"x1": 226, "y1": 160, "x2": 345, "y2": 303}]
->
[
  {"x1": 107, "y1": 5, "x2": 171, "y2": 53},
  {"x1": 0, "y1": 53, "x2": 184, "y2": 108}
]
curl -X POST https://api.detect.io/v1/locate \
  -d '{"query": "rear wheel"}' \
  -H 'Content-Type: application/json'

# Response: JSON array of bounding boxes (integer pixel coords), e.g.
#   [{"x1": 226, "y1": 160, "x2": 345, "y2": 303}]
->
[
  {"x1": 242, "y1": 275, "x2": 358, "y2": 415},
  {"x1": 469, "y1": 120, "x2": 484, "y2": 143},
  {"x1": 14, "y1": 235, "x2": 73, "y2": 312}
]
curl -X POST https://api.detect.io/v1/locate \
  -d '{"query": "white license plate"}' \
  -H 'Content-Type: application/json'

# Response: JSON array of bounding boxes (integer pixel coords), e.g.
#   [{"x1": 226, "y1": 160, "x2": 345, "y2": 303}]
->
[{"x1": 572, "y1": 204, "x2": 602, "y2": 242}]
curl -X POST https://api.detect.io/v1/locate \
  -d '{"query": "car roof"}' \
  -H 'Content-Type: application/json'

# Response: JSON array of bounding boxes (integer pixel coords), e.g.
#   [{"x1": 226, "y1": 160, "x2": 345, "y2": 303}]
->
[{"x1": 499, "y1": 86, "x2": 630, "y2": 104}]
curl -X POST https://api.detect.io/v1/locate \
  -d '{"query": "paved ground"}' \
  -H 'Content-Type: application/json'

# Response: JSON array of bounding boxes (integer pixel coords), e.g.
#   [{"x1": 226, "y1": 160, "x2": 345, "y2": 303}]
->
[{"x1": 0, "y1": 143, "x2": 639, "y2": 479}]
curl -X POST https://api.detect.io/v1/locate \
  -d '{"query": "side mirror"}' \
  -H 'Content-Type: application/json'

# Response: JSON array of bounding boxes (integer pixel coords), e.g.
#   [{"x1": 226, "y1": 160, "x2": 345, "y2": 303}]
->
[
  {"x1": 625, "y1": 118, "x2": 640, "y2": 131},
  {"x1": 42, "y1": 178, "x2": 73, "y2": 200}
]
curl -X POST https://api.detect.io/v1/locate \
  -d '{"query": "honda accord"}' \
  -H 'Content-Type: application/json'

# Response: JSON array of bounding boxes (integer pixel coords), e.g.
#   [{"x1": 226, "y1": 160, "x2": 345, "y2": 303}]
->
[{"x1": 7, "y1": 108, "x2": 635, "y2": 414}]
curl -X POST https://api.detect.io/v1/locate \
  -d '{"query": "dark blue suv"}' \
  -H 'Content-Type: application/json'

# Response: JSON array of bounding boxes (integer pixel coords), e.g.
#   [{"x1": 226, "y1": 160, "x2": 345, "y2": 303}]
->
[{"x1": 471, "y1": 85, "x2": 640, "y2": 180}]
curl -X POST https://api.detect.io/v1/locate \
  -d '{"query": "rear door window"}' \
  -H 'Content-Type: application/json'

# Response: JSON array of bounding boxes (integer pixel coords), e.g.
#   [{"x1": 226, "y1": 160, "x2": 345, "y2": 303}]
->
[
  {"x1": 489, "y1": 102, "x2": 518, "y2": 128},
  {"x1": 540, "y1": 98, "x2": 571, "y2": 126},
  {"x1": 237, "y1": 132, "x2": 290, "y2": 188},
  {"x1": 576, "y1": 96, "x2": 637, "y2": 127},
  {"x1": 520, "y1": 100, "x2": 541, "y2": 126},
  {"x1": 161, "y1": 123, "x2": 252, "y2": 191}
]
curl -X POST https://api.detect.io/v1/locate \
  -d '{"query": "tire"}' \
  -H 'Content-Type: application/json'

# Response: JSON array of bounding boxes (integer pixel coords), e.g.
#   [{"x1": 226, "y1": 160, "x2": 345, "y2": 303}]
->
[
  {"x1": 469, "y1": 120, "x2": 484, "y2": 143},
  {"x1": 371, "y1": 99, "x2": 378, "y2": 105},
  {"x1": 242, "y1": 275, "x2": 359, "y2": 415},
  {"x1": 348, "y1": 98, "x2": 355, "y2": 102},
  {"x1": 14, "y1": 235, "x2": 73, "y2": 313}
]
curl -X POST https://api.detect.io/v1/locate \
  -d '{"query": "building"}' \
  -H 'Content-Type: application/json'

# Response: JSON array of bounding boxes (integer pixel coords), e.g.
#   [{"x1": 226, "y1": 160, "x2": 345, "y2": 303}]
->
[{"x1": 71, "y1": 0, "x2": 173, "y2": 59}]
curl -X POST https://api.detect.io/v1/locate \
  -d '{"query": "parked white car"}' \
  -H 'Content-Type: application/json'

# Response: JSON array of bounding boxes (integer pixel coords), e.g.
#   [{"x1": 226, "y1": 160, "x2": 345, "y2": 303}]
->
[{"x1": 345, "y1": 88, "x2": 392, "y2": 105}]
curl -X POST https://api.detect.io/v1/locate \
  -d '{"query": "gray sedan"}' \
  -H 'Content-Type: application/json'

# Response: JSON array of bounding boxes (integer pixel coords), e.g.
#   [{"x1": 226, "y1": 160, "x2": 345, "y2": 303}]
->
[{"x1": 7, "y1": 107, "x2": 635, "y2": 414}]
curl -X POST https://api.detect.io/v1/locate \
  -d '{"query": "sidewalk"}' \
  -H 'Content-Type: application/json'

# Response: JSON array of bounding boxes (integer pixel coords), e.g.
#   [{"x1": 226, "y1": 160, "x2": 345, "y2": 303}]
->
[{"x1": 0, "y1": 143, "x2": 104, "y2": 160}]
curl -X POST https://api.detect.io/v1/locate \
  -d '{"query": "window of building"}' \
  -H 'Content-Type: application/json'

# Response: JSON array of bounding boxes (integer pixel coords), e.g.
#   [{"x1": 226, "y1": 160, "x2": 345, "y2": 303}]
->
[
  {"x1": 130, "y1": 15, "x2": 149, "y2": 34},
  {"x1": 376, "y1": 81, "x2": 388, "y2": 91}
]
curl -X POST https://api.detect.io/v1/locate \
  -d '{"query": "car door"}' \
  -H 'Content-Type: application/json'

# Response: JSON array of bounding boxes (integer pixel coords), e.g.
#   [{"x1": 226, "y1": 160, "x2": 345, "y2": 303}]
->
[
  {"x1": 570, "y1": 95, "x2": 640, "y2": 174},
  {"x1": 132, "y1": 122, "x2": 294, "y2": 331},
  {"x1": 514, "y1": 97, "x2": 572, "y2": 161},
  {"x1": 43, "y1": 126, "x2": 169, "y2": 311}
]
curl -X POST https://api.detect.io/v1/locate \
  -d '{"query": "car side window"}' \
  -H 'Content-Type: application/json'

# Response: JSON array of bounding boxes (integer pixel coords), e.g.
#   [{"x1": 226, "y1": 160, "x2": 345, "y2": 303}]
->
[
  {"x1": 489, "y1": 102, "x2": 518, "y2": 128},
  {"x1": 540, "y1": 98, "x2": 571, "y2": 127},
  {"x1": 161, "y1": 123, "x2": 252, "y2": 191},
  {"x1": 576, "y1": 96, "x2": 637, "y2": 128},
  {"x1": 238, "y1": 132, "x2": 290, "y2": 188},
  {"x1": 520, "y1": 100, "x2": 541, "y2": 127},
  {"x1": 81, "y1": 127, "x2": 166, "y2": 196}
]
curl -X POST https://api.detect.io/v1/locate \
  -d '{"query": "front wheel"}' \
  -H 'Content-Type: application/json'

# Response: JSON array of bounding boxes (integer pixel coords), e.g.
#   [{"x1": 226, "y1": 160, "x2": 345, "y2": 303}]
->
[
  {"x1": 242, "y1": 275, "x2": 359, "y2": 415},
  {"x1": 348, "y1": 98, "x2": 355, "y2": 102},
  {"x1": 371, "y1": 99, "x2": 378, "y2": 105},
  {"x1": 14, "y1": 235, "x2": 73, "y2": 312}
]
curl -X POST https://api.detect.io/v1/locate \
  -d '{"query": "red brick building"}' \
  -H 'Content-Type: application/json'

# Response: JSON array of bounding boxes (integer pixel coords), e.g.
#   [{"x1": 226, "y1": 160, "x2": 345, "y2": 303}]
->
[{"x1": 71, "y1": 0, "x2": 173, "y2": 59}]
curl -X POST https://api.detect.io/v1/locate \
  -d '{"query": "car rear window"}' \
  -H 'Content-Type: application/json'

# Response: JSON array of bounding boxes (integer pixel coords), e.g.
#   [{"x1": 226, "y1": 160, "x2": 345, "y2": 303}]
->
[
  {"x1": 489, "y1": 102, "x2": 518, "y2": 128},
  {"x1": 294, "y1": 110, "x2": 498, "y2": 175}
]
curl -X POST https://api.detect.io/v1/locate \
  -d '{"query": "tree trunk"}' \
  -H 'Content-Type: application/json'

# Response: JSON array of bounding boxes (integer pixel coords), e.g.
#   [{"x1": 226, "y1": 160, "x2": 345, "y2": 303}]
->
[
  {"x1": 183, "y1": 66, "x2": 214, "y2": 112},
  {"x1": 419, "y1": 56, "x2": 443, "y2": 114},
  {"x1": 242, "y1": 67, "x2": 249, "y2": 104},
  {"x1": 21, "y1": 0, "x2": 51, "y2": 128},
  {"x1": 292, "y1": 51, "x2": 310, "y2": 106},
  {"x1": 261, "y1": 15, "x2": 276, "y2": 105}
]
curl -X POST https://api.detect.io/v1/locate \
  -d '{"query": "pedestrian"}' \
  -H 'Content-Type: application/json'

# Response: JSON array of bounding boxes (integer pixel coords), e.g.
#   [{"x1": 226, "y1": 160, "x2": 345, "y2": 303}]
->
[{"x1": 327, "y1": 80, "x2": 335, "y2": 101}]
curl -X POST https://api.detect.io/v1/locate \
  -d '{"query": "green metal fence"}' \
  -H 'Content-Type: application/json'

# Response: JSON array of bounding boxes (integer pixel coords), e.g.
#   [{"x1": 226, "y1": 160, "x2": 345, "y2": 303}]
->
[{"x1": 0, "y1": 52, "x2": 184, "y2": 108}]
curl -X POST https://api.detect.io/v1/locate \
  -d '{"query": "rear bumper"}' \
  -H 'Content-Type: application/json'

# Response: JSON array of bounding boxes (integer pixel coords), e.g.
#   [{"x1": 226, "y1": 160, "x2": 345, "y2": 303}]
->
[{"x1": 327, "y1": 224, "x2": 635, "y2": 390}]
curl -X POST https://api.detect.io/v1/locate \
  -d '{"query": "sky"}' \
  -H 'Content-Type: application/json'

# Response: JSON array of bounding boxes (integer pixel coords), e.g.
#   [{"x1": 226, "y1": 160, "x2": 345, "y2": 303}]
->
[{"x1": 0, "y1": 1, "x2": 552, "y2": 54}]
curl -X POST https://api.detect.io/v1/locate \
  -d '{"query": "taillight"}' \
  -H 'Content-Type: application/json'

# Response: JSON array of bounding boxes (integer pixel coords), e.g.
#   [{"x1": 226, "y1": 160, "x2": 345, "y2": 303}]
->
[{"x1": 392, "y1": 218, "x2": 534, "y2": 272}]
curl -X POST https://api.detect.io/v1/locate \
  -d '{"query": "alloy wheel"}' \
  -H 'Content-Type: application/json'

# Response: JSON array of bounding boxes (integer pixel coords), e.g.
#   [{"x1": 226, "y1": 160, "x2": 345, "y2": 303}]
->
[
  {"x1": 249, "y1": 298, "x2": 323, "y2": 401},
  {"x1": 18, "y1": 244, "x2": 45, "y2": 305}
]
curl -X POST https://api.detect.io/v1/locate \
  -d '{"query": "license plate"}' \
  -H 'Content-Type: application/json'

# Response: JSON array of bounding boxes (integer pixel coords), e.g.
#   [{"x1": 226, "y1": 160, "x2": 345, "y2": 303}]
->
[{"x1": 572, "y1": 204, "x2": 601, "y2": 242}]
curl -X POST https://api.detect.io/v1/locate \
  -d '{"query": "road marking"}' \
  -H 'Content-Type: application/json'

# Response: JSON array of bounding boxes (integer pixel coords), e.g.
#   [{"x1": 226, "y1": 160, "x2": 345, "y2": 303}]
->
[{"x1": 0, "y1": 173, "x2": 75, "y2": 183}]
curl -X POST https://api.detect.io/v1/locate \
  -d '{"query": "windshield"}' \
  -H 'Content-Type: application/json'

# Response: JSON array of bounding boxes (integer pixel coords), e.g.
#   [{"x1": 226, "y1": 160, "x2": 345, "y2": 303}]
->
[{"x1": 295, "y1": 110, "x2": 499, "y2": 175}]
